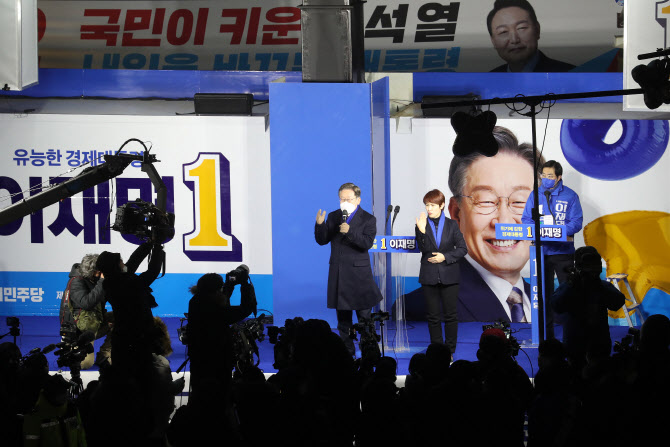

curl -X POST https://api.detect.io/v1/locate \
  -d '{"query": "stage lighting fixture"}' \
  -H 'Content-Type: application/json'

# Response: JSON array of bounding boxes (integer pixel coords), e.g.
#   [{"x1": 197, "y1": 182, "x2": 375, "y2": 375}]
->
[
  {"x1": 631, "y1": 58, "x2": 670, "y2": 110},
  {"x1": 450, "y1": 110, "x2": 498, "y2": 157},
  {"x1": 193, "y1": 93, "x2": 254, "y2": 115}
]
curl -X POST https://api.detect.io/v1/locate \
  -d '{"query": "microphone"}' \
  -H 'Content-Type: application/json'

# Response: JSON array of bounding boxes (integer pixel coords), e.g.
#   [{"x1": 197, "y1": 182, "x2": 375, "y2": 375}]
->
[
  {"x1": 41, "y1": 344, "x2": 57, "y2": 355},
  {"x1": 391, "y1": 206, "x2": 400, "y2": 234},
  {"x1": 342, "y1": 209, "x2": 349, "y2": 223},
  {"x1": 543, "y1": 190, "x2": 556, "y2": 223},
  {"x1": 385, "y1": 205, "x2": 393, "y2": 228}
]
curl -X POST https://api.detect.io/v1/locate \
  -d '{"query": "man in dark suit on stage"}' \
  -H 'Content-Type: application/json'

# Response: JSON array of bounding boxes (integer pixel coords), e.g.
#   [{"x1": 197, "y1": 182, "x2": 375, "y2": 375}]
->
[
  {"x1": 487, "y1": 0, "x2": 575, "y2": 73},
  {"x1": 315, "y1": 182, "x2": 383, "y2": 356},
  {"x1": 448, "y1": 131, "x2": 543, "y2": 323}
]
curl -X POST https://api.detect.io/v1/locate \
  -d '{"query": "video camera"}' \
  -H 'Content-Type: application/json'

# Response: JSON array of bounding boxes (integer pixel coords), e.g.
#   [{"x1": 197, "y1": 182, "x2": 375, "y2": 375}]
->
[
  {"x1": 267, "y1": 317, "x2": 304, "y2": 370},
  {"x1": 350, "y1": 318, "x2": 382, "y2": 365},
  {"x1": 177, "y1": 313, "x2": 189, "y2": 345},
  {"x1": 482, "y1": 321, "x2": 520, "y2": 357},
  {"x1": 231, "y1": 314, "x2": 268, "y2": 371},
  {"x1": 112, "y1": 198, "x2": 175, "y2": 243},
  {"x1": 613, "y1": 327, "x2": 641, "y2": 355}
]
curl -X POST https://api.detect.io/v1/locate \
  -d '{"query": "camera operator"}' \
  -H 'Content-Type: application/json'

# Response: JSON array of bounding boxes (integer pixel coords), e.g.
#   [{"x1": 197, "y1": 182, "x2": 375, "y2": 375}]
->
[
  {"x1": 95, "y1": 241, "x2": 165, "y2": 377},
  {"x1": 186, "y1": 267, "x2": 257, "y2": 408},
  {"x1": 552, "y1": 246, "x2": 625, "y2": 370},
  {"x1": 61, "y1": 254, "x2": 113, "y2": 369}
]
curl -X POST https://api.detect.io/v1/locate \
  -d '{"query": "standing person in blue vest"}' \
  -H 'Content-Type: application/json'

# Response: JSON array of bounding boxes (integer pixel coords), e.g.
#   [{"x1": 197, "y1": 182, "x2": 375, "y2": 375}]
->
[
  {"x1": 415, "y1": 189, "x2": 468, "y2": 356},
  {"x1": 315, "y1": 182, "x2": 383, "y2": 357},
  {"x1": 522, "y1": 160, "x2": 583, "y2": 338}
]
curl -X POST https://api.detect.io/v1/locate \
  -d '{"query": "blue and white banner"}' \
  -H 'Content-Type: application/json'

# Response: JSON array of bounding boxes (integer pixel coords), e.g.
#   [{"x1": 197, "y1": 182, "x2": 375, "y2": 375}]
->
[{"x1": 0, "y1": 113, "x2": 273, "y2": 316}]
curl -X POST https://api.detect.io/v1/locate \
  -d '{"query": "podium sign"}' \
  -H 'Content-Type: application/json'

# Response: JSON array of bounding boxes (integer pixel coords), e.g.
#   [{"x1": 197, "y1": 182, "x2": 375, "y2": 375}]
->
[
  {"x1": 370, "y1": 235, "x2": 420, "y2": 253},
  {"x1": 495, "y1": 223, "x2": 567, "y2": 242}
]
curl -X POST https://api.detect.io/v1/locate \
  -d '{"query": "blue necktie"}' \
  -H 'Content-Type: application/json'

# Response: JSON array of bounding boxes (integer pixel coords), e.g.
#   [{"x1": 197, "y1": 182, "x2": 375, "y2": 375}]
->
[{"x1": 507, "y1": 287, "x2": 524, "y2": 323}]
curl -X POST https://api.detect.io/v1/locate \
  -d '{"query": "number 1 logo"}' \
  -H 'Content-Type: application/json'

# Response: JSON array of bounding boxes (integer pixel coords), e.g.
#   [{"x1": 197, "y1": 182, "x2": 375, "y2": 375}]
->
[{"x1": 182, "y1": 153, "x2": 242, "y2": 261}]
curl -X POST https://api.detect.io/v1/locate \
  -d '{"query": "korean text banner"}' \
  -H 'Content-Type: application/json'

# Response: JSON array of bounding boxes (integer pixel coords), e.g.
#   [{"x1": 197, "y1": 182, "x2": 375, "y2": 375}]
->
[
  {"x1": 0, "y1": 113, "x2": 272, "y2": 316},
  {"x1": 35, "y1": 0, "x2": 621, "y2": 72}
]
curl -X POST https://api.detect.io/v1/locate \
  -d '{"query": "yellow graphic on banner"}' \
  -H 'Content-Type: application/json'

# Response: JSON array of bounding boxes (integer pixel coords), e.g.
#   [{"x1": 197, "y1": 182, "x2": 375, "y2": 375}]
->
[
  {"x1": 584, "y1": 211, "x2": 670, "y2": 319},
  {"x1": 186, "y1": 158, "x2": 230, "y2": 247}
]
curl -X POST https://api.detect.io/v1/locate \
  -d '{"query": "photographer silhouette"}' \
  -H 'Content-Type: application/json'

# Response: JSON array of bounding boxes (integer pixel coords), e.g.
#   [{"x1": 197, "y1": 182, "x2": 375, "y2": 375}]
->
[{"x1": 552, "y1": 246, "x2": 625, "y2": 370}]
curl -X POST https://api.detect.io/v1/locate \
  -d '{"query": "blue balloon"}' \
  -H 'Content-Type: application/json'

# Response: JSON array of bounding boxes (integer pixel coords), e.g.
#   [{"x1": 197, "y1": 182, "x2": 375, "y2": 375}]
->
[{"x1": 559, "y1": 120, "x2": 668, "y2": 181}]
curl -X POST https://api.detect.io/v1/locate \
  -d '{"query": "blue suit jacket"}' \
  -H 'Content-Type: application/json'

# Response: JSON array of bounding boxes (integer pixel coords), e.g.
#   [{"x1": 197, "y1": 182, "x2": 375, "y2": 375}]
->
[{"x1": 457, "y1": 258, "x2": 531, "y2": 323}]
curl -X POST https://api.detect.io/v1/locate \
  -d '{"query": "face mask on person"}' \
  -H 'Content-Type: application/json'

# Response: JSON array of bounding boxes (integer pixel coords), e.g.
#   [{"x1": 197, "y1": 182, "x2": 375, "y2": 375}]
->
[
  {"x1": 541, "y1": 178, "x2": 557, "y2": 189},
  {"x1": 340, "y1": 201, "x2": 357, "y2": 215}
]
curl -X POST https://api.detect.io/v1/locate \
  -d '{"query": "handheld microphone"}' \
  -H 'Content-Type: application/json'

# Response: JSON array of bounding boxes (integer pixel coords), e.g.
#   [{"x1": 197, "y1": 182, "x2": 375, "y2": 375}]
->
[
  {"x1": 385, "y1": 205, "x2": 393, "y2": 227},
  {"x1": 342, "y1": 209, "x2": 349, "y2": 223}
]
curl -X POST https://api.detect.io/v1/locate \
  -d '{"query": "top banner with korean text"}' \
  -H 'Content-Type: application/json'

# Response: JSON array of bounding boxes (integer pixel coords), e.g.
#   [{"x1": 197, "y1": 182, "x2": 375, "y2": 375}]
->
[
  {"x1": 0, "y1": 113, "x2": 272, "y2": 316},
  {"x1": 35, "y1": 0, "x2": 622, "y2": 73}
]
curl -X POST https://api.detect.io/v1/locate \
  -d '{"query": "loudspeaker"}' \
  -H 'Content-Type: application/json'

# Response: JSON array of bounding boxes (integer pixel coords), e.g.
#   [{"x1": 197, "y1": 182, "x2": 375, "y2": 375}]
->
[
  {"x1": 193, "y1": 93, "x2": 254, "y2": 116},
  {"x1": 300, "y1": 0, "x2": 365, "y2": 83},
  {"x1": 0, "y1": 0, "x2": 38, "y2": 91}
]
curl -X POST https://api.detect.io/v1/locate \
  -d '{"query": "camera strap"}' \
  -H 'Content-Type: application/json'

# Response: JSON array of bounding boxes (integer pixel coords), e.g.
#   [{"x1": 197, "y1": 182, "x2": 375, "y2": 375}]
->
[{"x1": 60, "y1": 277, "x2": 77, "y2": 326}]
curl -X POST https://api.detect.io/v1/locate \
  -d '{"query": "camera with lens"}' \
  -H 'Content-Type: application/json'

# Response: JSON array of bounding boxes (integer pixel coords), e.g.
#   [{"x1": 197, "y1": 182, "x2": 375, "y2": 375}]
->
[
  {"x1": 267, "y1": 317, "x2": 304, "y2": 370},
  {"x1": 482, "y1": 321, "x2": 520, "y2": 357},
  {"x1": 231, "y1": 314, "x2": 267, "y2": 370},
  {"x1": 613, "y1": 327, "x2": 640, "y2": 355},
  {"x1": 177, "y1": 313, "x2": 189, "y2": 345},
  {"x1": 350, "y1": 318, "x2": 382, "y2": 365},
  {"x1": 112, "y1": 198, "x2": 175, "y2": 243},
  {"x1": 226, "y1": 264, "x2": 250, "y2": 286},
  {"x1": 59, "y1": 322, "x2": 80, "y2": 344},
  {"x1": 371, "y1": 311, "x2": 390, "y2": 323},
  {"x1": 5, "y1": 316, "x2": 20, "y2": 338}
]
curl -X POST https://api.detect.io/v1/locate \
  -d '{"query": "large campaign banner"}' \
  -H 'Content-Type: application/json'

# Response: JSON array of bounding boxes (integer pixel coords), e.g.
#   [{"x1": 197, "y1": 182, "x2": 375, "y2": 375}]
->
[
  {"x1": 34, "y1": 0, "x2": 622, "y2": 72},
  {"x1": 390, "y1": 117, "x2": 670, "y2": 323},
  {"x1": 0, "y1": 113, "x2": 272, "y2": 317}
]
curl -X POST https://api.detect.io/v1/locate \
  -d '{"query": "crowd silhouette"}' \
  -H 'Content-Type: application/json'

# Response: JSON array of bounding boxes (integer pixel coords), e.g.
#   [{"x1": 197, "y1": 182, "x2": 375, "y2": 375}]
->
[{"x1": 3, "y1": 295, "x2": 670, "y2": 446}]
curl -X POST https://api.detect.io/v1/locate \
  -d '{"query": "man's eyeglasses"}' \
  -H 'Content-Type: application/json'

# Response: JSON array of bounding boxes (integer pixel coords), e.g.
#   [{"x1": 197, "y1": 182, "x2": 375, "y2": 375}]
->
[
  {"x1": 458, "y1": 190, "x2": 529, "y2": 215},
  {"x1": 339, "y1": 197, "x2": 358, "y2": 203}
]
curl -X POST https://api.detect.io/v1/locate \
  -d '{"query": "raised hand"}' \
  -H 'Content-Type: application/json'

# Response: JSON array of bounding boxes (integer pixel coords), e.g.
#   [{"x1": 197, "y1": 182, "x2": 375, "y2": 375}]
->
[
  {"x1": 416, "y1": 212, "x2": 427, "y2": 234},
  {"x1": 316, "y1": 209, "x2": 327, "y2": 225}
]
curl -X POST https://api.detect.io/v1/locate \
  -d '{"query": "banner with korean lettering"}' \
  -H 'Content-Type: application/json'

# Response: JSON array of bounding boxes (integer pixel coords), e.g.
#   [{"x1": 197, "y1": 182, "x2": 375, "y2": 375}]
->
[
  {"x1": 35, "y1": 0, "x2": 621, "y2": 73},
  {"x1": 0, "y1": 113, "x2": 272, "y2": 317}
]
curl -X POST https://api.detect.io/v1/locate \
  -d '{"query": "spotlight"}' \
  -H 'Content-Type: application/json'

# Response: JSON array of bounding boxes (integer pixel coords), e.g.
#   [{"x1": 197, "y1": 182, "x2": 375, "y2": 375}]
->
[
  {"x1": 631, "y1": 58, "x2": 670, "y2": 110},
  {"x1": 450, "y1": 110, "x2": 498, "y2": 157}
]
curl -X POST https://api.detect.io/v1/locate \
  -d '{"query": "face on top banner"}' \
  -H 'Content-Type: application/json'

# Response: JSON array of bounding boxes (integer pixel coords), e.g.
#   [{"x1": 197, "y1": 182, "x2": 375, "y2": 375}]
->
[{"x1": 33, "y1": 0, "x2": 621, "y2": 73}]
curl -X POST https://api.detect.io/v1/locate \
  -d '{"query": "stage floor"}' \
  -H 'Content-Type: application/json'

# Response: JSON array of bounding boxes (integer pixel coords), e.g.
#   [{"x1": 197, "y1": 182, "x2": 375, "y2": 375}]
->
[{"x1": 4, "y1": 316, "x2": 636, "y2": 381}]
